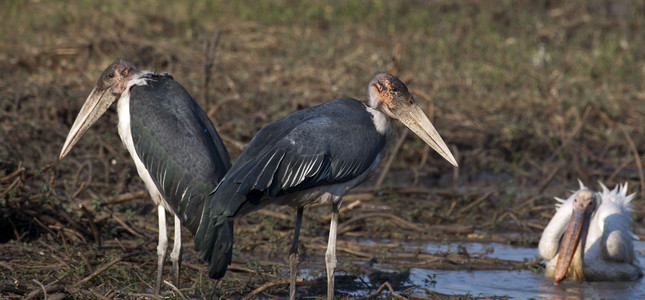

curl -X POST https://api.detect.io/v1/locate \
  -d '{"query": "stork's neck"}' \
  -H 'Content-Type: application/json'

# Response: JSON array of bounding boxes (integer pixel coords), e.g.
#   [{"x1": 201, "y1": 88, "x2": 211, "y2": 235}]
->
[{"x1": 364, "y1": 105, "x2": 392, "y2": 136}]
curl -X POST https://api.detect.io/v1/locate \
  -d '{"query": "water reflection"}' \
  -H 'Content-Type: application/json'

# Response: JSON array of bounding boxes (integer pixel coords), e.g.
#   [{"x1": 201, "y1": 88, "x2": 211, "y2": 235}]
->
[{"x1": 408, "y1": 240, "x2": 645, "y2": 299}]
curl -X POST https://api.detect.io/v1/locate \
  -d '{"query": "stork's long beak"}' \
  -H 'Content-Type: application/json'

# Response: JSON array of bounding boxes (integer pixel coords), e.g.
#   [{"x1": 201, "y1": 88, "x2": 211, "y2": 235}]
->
[
  {"x1": 396, "y1": 105, "x2": 458, "y2": 167},
  {"x1": 553, "y1": 191, "x2": 594, "y2": 283},
  {"x1": 59, "y1": 87, "x2": 117, "y2": 159}
]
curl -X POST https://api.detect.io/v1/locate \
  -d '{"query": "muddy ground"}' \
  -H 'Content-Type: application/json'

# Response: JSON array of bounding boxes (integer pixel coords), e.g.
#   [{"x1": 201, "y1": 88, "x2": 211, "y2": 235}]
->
[{"x1": 2, "y1": 1, "x2": 645, "y2": 299}]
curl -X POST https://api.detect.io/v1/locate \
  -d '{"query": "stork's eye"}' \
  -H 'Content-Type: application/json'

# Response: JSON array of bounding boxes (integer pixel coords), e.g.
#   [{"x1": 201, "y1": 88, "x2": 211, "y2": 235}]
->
[
  {"x1": 374, "y1": 83, "x2": 384, "y2": 92},
  {"x1": 108, "y1": 72, "x2": 115, "y2": 78}
]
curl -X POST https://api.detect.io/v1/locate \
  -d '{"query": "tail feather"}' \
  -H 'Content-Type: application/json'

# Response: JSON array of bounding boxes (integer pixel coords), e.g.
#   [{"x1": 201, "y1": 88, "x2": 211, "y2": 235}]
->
[
  {"x1": 194, "y1": 179, "x2": 240, "y2": 279},
  {"x1": 195, "y1": 216, "x2": 234, "y2": 279},
  {"x1": 208, "y1": 220, "x2": 234, "y2": 279}
]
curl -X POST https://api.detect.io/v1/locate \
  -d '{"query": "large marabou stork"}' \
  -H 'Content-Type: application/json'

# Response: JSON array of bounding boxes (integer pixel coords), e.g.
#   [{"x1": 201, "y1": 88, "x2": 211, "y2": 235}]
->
[
  {"x1": 194, "y1": 73, "x2": 458, "y2": 299},
  {"x1": 59, "y1": 59, "x2": 231, "y2": 293},
  {"x1": 539, "y1": 181, "x2": 643, "y2": 283}
]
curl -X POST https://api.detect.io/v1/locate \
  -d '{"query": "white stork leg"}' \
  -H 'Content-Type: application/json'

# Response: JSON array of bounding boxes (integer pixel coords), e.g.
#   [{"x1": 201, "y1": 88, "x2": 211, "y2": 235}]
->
[
  {"x1": 289, "y1": 206, "x2": 304, "y2": 300},
  {"x1": 170, "y1": 214, "x2": 183, "y2": 289},
  {"x1": 325, "y1": 201, "x2": 339, "y2": 300},
  {"x1": 155, "y1": 205, "x2": 168, "y2": 294}
]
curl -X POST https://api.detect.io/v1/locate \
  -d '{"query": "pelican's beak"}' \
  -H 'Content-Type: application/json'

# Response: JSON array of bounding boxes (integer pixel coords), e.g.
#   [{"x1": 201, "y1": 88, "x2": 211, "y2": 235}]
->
[
  {"x1": 553, "y1": 190, "x2": 594, "y2": 283},
  {"x1": 59, "y1": 86, "x2": 117, "y2": 159},
  {"x1": 395, "y1": 104, "x2": 458, "y2": 167}
]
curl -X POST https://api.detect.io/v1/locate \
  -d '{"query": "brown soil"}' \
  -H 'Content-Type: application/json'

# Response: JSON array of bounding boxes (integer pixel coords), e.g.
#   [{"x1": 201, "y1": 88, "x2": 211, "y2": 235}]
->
[{"x1": 2, "y1": 1, "x2": 645, "y2": 299}]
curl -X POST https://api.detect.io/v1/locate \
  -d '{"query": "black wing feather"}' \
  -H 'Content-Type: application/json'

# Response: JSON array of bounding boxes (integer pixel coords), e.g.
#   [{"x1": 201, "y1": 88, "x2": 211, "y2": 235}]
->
[{"x1": 129, "y1": 73, "x2": 231, "y2": 234}]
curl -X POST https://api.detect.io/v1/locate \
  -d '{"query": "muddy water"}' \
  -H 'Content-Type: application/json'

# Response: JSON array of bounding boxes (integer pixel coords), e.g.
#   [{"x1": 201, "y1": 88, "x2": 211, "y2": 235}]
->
[
  {"x1": 409, "y1": 240, "x2": 645, "y2": 299},
  {"x1": 317, "y1": 240, "x2": 645, "y2": 298}
]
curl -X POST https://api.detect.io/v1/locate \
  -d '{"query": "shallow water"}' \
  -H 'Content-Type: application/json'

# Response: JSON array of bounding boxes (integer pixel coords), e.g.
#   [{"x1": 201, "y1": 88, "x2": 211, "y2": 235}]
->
[
  {"x1": 323, "y1": 240, "x2": 645, "y2": 299},
  {"x1": 410, "y1": 240, "x2": 645, "y2": 299}
]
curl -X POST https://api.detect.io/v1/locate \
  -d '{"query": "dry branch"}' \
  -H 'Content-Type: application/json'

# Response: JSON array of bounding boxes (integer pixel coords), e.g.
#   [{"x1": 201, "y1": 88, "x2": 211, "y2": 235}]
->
[
  {"x1": 367, "y1": 281, "x2": 407, "y2": 299},
  {"x1": 76, "y1": 252, "x2": 142, "y2": 287},
  {"x1": 0, "y1": 167, "x2": 25, "y2": 182},
  {"x1": 242, "y1": 278, "x2": 303, "y2": 300}
]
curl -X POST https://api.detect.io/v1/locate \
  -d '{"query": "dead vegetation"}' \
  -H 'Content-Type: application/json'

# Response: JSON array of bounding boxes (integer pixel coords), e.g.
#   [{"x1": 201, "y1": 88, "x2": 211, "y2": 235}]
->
[{"x1": 2, "y1": 0, "x2": 645, "y2": 298}]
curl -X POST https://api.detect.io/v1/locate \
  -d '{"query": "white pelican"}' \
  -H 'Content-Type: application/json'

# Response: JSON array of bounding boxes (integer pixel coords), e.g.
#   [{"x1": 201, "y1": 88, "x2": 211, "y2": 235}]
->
[{"x1": 538, "y1": 181, "x2": 643, "y2": 283}]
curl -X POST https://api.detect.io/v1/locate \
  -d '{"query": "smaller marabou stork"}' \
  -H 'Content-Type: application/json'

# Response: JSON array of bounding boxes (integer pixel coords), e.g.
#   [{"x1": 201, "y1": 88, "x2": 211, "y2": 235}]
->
[
  {"x1": 195, "y1": 73, "x2": 458, "y2": 300},
  {"x1": 539, "y1": 181, "x2": 643, "y2": 283},
  {"x1": 59, "y1": 59, "x2": 231, "y2": 293}
]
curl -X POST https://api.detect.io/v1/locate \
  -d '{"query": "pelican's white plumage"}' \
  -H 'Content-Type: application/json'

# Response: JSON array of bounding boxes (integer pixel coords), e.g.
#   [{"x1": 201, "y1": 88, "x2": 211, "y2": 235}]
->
[{"x1": 539, "y1": 181, "x2": 643, "y2": 282}]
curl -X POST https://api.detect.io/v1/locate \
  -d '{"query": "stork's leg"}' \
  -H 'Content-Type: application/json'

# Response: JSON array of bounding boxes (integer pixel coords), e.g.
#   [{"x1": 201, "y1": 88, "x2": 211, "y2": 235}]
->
[
  {"x1": 289, "y1": 206, "x2": 304, "y2": 300},
  {"x1": 170, "y1": 214, "x2": 183, "y2": 289},
  {"x1": 325, "y1": 201, "x2": 339, "y2": 300},
  {"x1": 155, "y1": 205, "x2": 168, "y2": 294}
]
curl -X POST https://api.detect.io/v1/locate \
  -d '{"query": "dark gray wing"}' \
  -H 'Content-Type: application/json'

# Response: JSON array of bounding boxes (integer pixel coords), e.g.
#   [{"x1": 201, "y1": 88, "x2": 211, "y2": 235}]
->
[
  {"x1": 219, "y1": 97, "x2": 387, "y2": 217},
  {"x1": 129, "y1": 73, "x2": 231, "y2": 234}
]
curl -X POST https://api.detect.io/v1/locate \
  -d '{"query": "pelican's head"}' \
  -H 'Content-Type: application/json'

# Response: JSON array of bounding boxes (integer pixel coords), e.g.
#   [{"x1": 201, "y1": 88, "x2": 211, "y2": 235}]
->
[
  {"x1": 367, "y1": 73, "x2": 458, "y2": 167},
  {"x1": 60, "y1": 59, "x2": 138, "y2": 159}
]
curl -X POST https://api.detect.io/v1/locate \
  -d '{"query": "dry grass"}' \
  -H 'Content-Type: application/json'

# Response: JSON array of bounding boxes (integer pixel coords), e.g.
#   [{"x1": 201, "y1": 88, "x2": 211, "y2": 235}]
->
[{"x1": 2, "y1": 0, "x2": 645, "y2": 298}]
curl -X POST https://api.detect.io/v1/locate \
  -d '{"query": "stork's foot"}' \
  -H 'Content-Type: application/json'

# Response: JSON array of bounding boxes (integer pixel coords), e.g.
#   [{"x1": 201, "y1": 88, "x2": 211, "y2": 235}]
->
[
  {"x1": 155, "y1": 206, "x2": 169, "y2": 294},
  {"x1": 171, "y1": 256, "x2": 181, "y2": 289},
  {"x1": 155, "y1": 244, "x2": 167, "y2": 294},
  {"x1": 325, "y1": 202, "x2": 339, "y2": 300},
  {"x1": 289, "y1": 251, "x2": 299, "y2": 300},
  {"x1": 325, "y1": 251, "x2": 336, "y2": 300},
  {"x1": 170, "y1": 215, "x2": 183, "y2": 289}
]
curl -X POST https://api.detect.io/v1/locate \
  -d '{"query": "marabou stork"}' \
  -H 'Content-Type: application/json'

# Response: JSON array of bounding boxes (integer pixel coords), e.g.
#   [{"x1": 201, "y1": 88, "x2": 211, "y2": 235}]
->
[
  {"x1": 539, "y1": 181, "x2": 643, "y2": 283},
  {"x1": 194, "y1": 73, "x2": 458, "y2": 299},
  {"x1": 59, "y1": 59, "x2": 231, "y2": 293}
]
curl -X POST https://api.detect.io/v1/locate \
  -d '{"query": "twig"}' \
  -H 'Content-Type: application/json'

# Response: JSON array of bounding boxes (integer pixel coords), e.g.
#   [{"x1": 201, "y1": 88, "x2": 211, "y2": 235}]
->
[
  {"x1": 103, "y1": 190, "x2": 148, "y2": 204},
  {"x1": 70, "y1": 181, "x2": 87, "y2": 201},
  {"x1": 128, "y1": 293, "x2": 164, "y2": 300},
  {"x1": 0, "y1": 261, "x2": 14, "y2": 272},
  {"x1": 620, "y1": 126, "x2": 645, "y2": 197},
  {"x1": 456, "y1": 190, "x2": 494, "y2": 215},
  {"x1": 242, "y1": 278, "x2": 303, "y2": 300},
  {"x1": 322, "y1": 200, "x2": 362, "y2": 223},
  {"x1": 256, "y1": 208, "x2": 291, "y2": 221},
  {"x1": 112, "y1": 214, "x2": 145, "y2": 238},
  {"x1": 219, "y1": 133, "x2": 248, "y2": 151},
  {"x1": 376, "y1": 128, "x2": 409, "y2": 188},
  {"x1": 77, "y1": 250, "x2": 94, "y2": 273},
  {"x1": 30, "y1": 279, "x2": 46, "y2": 300},
  {"x1": 163, "y1": 280, "x2": 189, "y2": 300},
  {"x1": 202, "y1": 29, "x2": 222, "y2": 105},
  {"x1": 367, "y1": 281, "x2": 407, "y2": 299},
  {"x1": 608, "y1": 156, "x2": 635, "y2": 183},
  {"x1": 25, "y1": 283, "x2": 65, "y2": 300},
  {"x1": 76, "y1": 252, "x2": 142, "y2": 286},
  {"x1": 401, "y1": 285, "x2": 442, "y2": 297},
  {"x1": 51, "y1": 201, "x2": 92, "y2": 237},
  {"x1": 71, "y1": 160, "x2": 92, "y2": 199},
  {"x1": 538, "y1": 161, "x2": 564, "y2": 194},
  {"x1": 0, "y1": 176, "x2": 20, "y2": 198},
  {"x1": 28, "y1": 213, "x2": 58, "y2": 237},
  {"x1": 339, "y1": 212, "x2": 424, "y2": 232},
  {"x1": 80, "y1": 204, "x2": 100, "y2": 246},
  {"x1": 0, "y1": 167, "x2": 25, "y2": 182},
  {"x1": 478, "y1": 292, "x2": 492, "y2": 300},
  {"x1": 79, "y1": 289, "x2": 110, "y2": 300}
]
